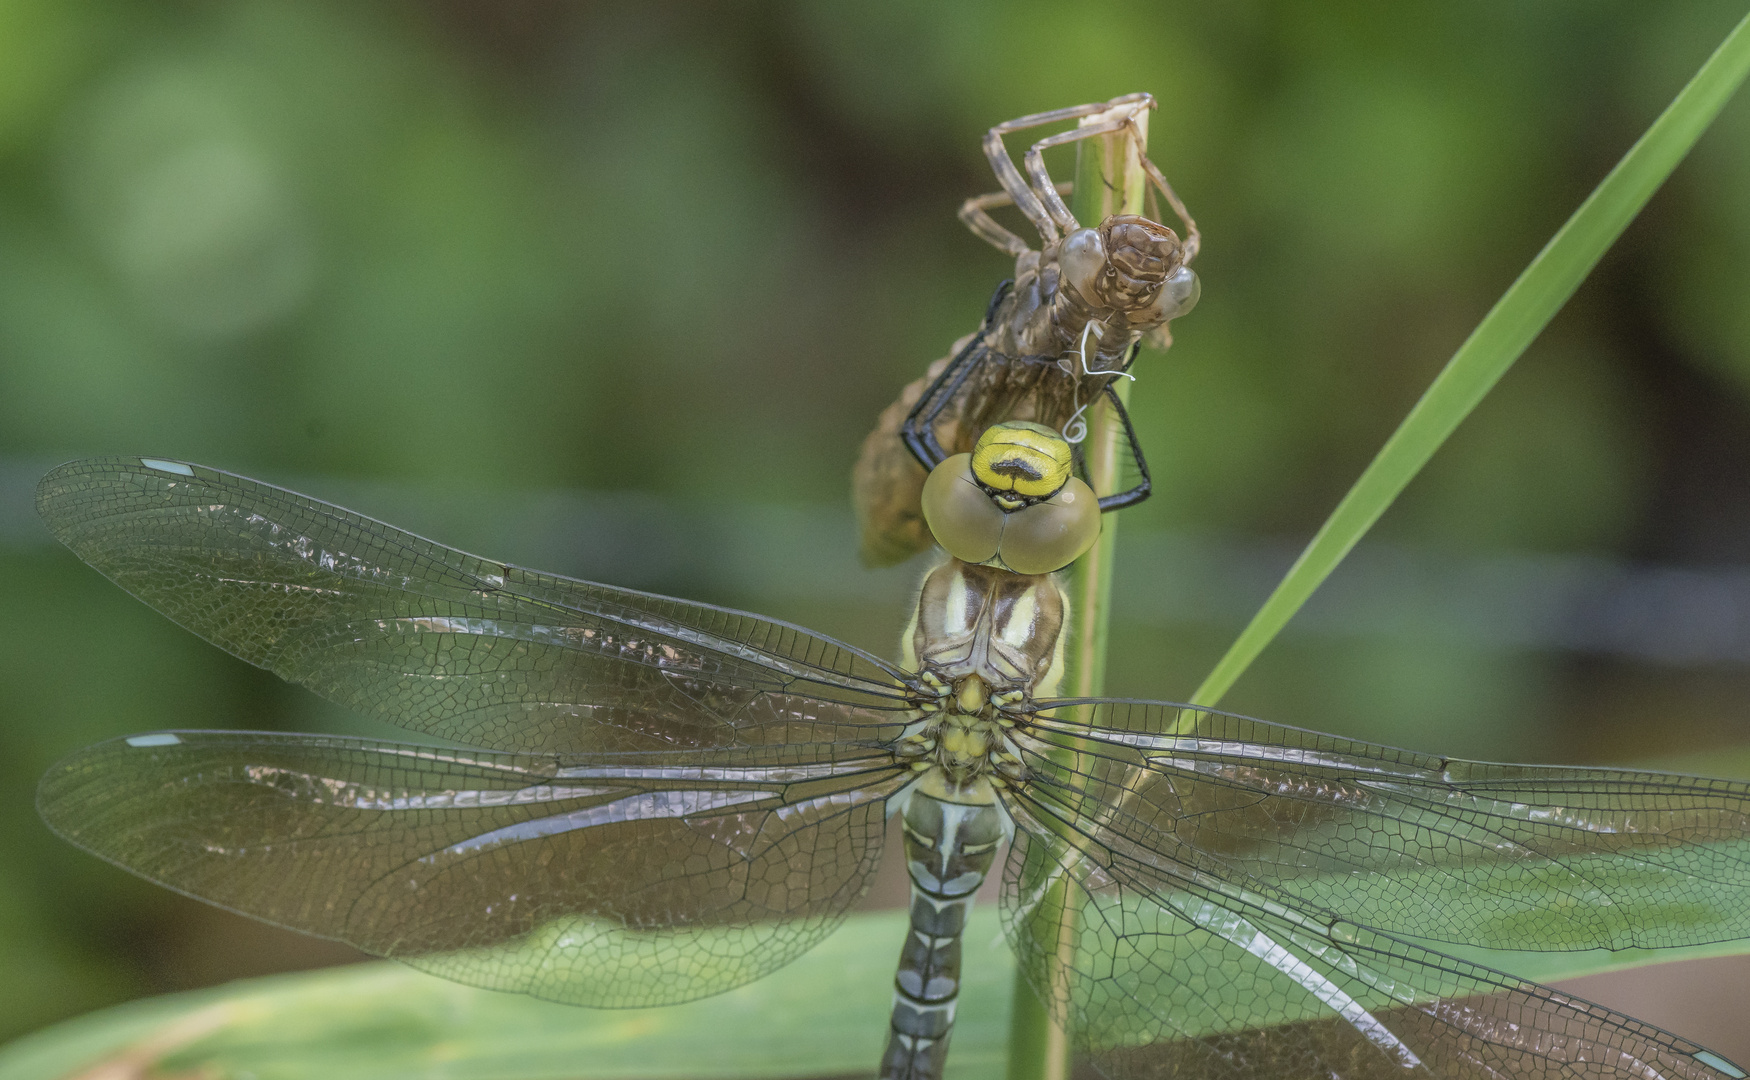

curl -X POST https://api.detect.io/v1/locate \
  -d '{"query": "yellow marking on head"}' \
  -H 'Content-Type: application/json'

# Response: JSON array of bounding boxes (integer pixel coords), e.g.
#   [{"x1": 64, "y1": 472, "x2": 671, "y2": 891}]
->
[{"x1": 971, "y1": 422, "x2": 1072, "y2": 502}]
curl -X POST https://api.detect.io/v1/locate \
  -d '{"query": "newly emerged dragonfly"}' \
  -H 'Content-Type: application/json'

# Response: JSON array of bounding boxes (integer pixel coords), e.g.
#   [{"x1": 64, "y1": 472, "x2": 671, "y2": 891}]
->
[
  {"x1": 853, "y1": 92, "x2": 1201, "y2": 566},
  {"x1": 36, "y1": 453, "x2": 1750, "y2": 1080}
]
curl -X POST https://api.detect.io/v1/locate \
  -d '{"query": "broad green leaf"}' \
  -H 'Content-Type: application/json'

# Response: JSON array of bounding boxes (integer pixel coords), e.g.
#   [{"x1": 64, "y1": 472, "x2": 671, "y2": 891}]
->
[
  {"x1": 5, "y1": 894, "x2": 1747, "y2": 1080},
  {"x1": 0, "y1": 908, "x2": 1015, "y2": 1080}
]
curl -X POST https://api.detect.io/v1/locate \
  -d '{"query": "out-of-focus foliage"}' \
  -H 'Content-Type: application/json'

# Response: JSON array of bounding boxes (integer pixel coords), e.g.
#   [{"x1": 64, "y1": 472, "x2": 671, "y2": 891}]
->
[
  {"x1": 0, "y1": 910, "x2": 1015, "y2": 1080},
  {"x1": 5, "y1": 904, "x2": 1742, "y2": 1080},
  {"x1": 1192, "y1": 20, "x2": 1750, "y2": 709},
  {"x1": 2, "y1": 0, "x2": 1749, "y2": 1053}
]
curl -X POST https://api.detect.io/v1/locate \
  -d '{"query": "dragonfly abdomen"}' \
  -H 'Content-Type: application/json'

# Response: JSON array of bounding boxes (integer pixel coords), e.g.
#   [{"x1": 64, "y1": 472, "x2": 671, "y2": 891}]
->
[{"x1": 880, "y1": 778, "x2": 1006, "y2": 1080}]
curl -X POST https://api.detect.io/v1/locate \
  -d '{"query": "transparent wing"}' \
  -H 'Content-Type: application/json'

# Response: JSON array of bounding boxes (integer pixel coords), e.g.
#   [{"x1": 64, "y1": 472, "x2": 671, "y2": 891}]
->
[
  {"x1": 36, "y1": 458, "x2": 913, "y2": 754},
  {"x1": 993, "y1": 697, "x2": 1750, "y2": 1078},
  {"x1": 1021, "y1": 699, "x2": 1750, "y2": 953},
  {"x1": 39, "y1": 731, "x2": 908, "y2": 1007},
  {"x1": 999, "y1": 815, "x2": 1740, "y2": 1079}
]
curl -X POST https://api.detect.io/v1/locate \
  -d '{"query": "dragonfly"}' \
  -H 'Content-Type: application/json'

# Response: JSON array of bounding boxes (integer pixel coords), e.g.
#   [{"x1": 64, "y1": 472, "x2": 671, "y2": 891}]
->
[
  {"x1": 35, "y1": 452, "x2": 1750, "y2": 1080},
  {"x1": 853, "y1": 92, "x2": 1202, "y2": 567}
]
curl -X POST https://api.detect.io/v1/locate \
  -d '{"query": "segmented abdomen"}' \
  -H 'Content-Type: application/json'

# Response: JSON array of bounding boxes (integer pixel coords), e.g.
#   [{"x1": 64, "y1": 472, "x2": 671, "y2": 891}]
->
[{"x1": 879, "y1": 787, "x2": 1005, "y2": 1080}]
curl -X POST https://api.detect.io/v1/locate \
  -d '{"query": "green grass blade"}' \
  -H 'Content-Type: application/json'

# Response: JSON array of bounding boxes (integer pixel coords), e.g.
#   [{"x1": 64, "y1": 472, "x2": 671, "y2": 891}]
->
[{"x1": 1191, "y1": 9, "x2": 1750, "y2": 709}]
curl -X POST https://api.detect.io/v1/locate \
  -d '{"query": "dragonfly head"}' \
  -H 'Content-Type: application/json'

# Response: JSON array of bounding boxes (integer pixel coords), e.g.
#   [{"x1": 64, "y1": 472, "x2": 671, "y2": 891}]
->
[{"x1": 920, "y1": 423, "x2": 1101, "y2": 575}]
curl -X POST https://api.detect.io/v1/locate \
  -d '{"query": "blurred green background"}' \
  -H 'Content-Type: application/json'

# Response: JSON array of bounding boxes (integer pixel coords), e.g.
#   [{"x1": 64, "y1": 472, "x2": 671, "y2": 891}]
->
[{"x1": 3, "y1": 0, "x2": 1750, "y2": 1062}]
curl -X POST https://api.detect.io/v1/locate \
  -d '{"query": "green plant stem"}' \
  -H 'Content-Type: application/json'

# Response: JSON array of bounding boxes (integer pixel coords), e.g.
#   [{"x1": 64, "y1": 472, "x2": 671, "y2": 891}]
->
[
  {"x1": 1006, "y1": 102, "x2": 1152, "y2": 1080},
  {"x1": 1190, "y1": 9, "x2": 1750, "y2": 710}
]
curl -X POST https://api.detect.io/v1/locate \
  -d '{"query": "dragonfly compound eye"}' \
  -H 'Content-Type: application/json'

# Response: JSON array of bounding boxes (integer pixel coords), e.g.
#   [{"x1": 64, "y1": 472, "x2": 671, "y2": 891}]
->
[
  {"x1": 922, "y1": 454, "x2": 1005, "y2": 565},
  {"x1": 970, "y1": 421, "x2": 1073, "y2": 508},
  {"x1": 994, "y1": 475, "x2": 1100, "y2": 575},
  {"x1": 1057, "y1": 227, "x2": 1108, "y2": 302},
  {"x1": 923, "y1": 432, "x2": 1101, "y2": 576}
]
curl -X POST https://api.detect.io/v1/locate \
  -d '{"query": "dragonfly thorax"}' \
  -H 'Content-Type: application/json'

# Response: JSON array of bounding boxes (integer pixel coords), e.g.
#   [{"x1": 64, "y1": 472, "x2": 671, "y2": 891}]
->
[
  {"x1": 895, "y1": 678, "x2": 1025, "y2": 786},
  {"x1": 904, "y1": 560, "x2": 1066, "y2": 702},
  {"x1": 895, "y1": 559, "x2": 1065, "y2": 785}
]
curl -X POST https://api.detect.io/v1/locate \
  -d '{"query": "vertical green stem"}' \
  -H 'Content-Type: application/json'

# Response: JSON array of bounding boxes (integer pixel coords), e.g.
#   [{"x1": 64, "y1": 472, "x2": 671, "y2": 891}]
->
[{"x1": 1006, "y1": 103, "x2": 1151, "y2": 1080}]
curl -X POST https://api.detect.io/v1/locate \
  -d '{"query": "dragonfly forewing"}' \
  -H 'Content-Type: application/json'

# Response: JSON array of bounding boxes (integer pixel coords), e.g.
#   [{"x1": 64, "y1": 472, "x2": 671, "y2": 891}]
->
[
  {"x1": 38, "y1": 730, "x2": 910, "y2": 1007},
  {"x1": 1019, "y1": 699, "x2": 1750, "y2": 954},
  {"x1": 36, "y1": 458, "x2": 913, "y2": 754}
]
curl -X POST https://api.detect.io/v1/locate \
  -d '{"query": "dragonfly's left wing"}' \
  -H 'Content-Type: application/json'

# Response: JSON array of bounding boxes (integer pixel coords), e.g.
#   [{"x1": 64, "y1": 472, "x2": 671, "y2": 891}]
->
[
  {"x1": 40, "y1": 730, "x2": 908, "y2": 1007},
  {"x1": 37, "y1": 458, "x2": 913, "y2": 755},
  {"x1": 994, "y1": 698, "x2": 1750, "y2": 1078}
]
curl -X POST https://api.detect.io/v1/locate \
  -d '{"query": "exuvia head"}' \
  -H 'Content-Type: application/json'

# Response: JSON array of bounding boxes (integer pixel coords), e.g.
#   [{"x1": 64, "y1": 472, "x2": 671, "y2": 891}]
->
[
  {"x1": 921, "y1": 422, "x2": 1101, "y2": 576},
  {"x1": 1103, "y1": 216, "x2": 1182, "y2": 301},
  {"x1": 1058, "y1": 215, "x2": 1199, "y2": 323}
]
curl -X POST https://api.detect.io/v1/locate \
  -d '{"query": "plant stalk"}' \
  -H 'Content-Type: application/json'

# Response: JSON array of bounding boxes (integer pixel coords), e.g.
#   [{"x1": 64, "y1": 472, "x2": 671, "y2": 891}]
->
[{"x1": 1005, "y1": 102, "x2": 1152, "y2": 1080}]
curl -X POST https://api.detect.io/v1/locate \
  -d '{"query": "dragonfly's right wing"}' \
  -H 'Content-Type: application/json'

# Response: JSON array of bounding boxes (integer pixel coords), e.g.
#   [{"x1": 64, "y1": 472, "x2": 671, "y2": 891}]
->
[
  {"x1": 37, "y1": 458, "x2": 914, "y2": 754},
  {"x1": 999, "y1": 804, "x2": 1740, "y2": 1079},
  {"x1": 39, "y1": 730, "x2": 907, "y2": 1007},
  {"x1": 997, "y1": 698, "x2": 1750, "y2": 1078},
  {"x1": 1021, "y1": 698, "x2": 1750, "y2": 953}
]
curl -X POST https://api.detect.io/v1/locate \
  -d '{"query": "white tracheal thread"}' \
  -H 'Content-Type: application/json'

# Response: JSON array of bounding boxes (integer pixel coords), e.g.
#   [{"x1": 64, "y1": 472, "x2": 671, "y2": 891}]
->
[{"x1": 1060, "y1": 322, "x2": 1136, "y2": 445}]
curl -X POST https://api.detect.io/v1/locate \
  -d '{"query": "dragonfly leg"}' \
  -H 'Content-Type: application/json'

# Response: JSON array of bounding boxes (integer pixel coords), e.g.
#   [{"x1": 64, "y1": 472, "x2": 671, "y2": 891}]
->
[
  {"x1": 981, "y1": 94, "x2": 1156, "y2": 247},
  {"x1": 899, "y1": 279, "x2": 1014, "y2": 471},
  {"x1": 1093, "y1": 376, "x2": 1152, "y2": 512},
  {"x1": 900, "y1": 327, "x2": 987, "y2": 470},
  {"x1": 1023, "y1": 111, "x2": 1148, "y2": 236},
  {"x1": 958, "y1": 182, "x2": 1073, "y2": 259},
  {"x1": 854, "y1": 324, "x2": 983, "y2": 566},
  {"x1": 1140, "y1": 152, "x2": 1200, "y2": 262}
]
